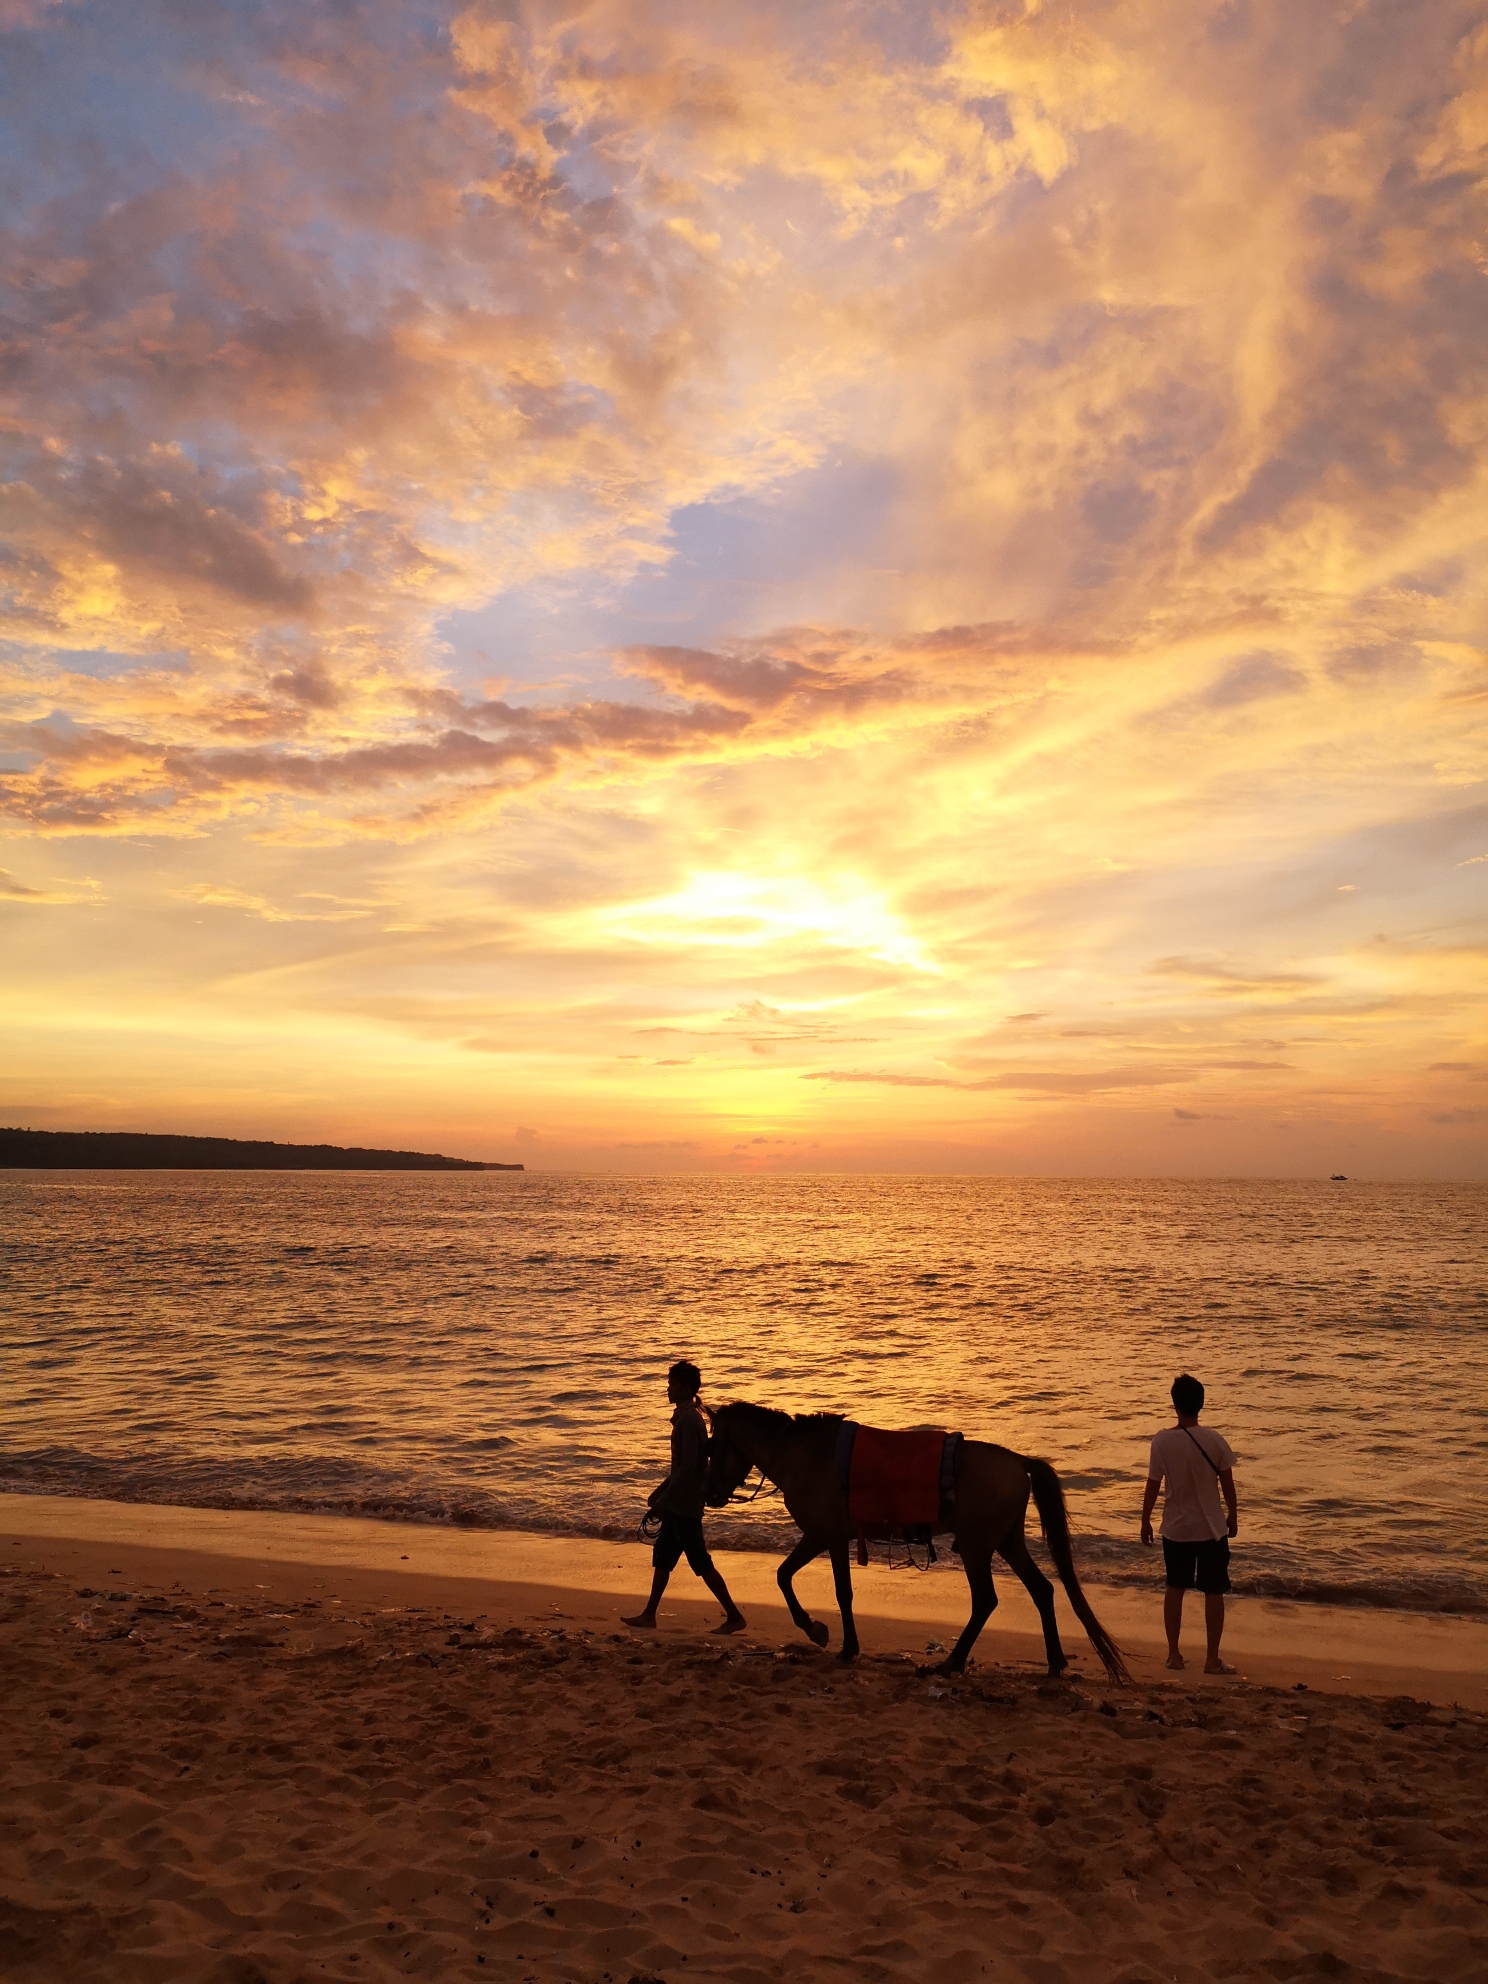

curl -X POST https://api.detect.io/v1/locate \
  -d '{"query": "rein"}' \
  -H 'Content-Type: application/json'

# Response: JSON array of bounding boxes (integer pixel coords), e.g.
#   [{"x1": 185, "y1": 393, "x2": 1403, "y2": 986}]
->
[
  {"x1": 711, "y1": 1419, "x2": 782, "y2": 1506},
  {"x1": 727, "y1": 1467, "x2": 781, "y2": 1506}
]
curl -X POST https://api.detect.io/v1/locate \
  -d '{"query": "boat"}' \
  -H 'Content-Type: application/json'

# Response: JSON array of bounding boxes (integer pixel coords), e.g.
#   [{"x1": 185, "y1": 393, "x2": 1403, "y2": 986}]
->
[{"x1": 1330, "y1": 1173, "x2": 1347, "y2": 1181}]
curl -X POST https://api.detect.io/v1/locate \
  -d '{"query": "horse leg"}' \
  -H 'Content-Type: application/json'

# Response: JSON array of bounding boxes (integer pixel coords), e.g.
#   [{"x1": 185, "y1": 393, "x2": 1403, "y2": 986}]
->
[
  {"x1": 776, "y1": 1534, "x2": 829, "y2": 1648},
  {"x1": 930, "y1": 1546, "x2": 997, "y2": 1675},
  {"x1": 999, "y1": 1528, "x2": 1068, "y2": 1677},
  {"x1": 828, "y1": 1540, "x2": 859, "y2": 1664}
]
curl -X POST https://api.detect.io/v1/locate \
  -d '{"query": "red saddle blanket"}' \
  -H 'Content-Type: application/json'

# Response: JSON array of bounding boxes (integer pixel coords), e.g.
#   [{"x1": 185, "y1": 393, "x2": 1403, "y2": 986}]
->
[{"x1": 848, "y1": 1426, "x2": 946, "y2": 1528}]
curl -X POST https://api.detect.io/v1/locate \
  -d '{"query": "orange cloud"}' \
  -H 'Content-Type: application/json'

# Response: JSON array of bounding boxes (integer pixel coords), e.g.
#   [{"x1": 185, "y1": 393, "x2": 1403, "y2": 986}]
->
[{"x1": 0, "y1": 0, "x2": 1484, "y2": 1173}]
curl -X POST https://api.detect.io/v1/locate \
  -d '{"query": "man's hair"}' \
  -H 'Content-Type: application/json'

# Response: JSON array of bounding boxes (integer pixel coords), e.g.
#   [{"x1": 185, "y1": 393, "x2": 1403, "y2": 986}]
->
[
  {"x1": 1171, "y1": 1372, "x2": 1205, "y2": 1416},
  {"x1": 669, "y1": 1359, "x2": 702, "y2": 1398}
]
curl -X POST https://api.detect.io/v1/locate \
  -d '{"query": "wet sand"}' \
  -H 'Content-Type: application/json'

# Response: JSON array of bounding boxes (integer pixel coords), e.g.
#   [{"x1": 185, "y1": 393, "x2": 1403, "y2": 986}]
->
[
  {"x1": 7, "y1": 1495, "x2": 1484, "y2": 1710},
  {"x1": 3, "y1": 1497, "x2": 1486, "y2": 1983}
]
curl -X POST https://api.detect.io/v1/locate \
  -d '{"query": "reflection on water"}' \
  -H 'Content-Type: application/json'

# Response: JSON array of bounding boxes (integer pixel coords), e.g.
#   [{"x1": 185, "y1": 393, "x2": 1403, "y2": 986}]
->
[{"x1": 2, "y1": 1172, "x2": 1485, "y2": 1615}]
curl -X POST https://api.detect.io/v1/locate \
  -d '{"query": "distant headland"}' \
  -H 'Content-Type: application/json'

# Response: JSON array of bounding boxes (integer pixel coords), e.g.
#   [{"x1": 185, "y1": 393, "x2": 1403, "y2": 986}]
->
[{"x1": 0, "y1": 1129, "x2": 522, "y2": 1172}]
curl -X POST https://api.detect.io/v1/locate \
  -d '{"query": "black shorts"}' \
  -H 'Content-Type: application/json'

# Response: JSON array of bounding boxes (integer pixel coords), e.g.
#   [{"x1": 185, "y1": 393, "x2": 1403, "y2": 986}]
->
[
  {"x1": 652, "y1": 1513, "x2": 714, "y2": 1578},
  {"x1": 1162, "y1": 1536, "x2": 1231, "y2": 1595}
]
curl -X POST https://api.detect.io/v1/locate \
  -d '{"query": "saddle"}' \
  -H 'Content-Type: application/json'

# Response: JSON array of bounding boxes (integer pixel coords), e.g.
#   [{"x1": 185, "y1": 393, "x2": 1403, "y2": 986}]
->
[{"x1": 835, "y1": 1421, "x2": 962, "y2": 1567}]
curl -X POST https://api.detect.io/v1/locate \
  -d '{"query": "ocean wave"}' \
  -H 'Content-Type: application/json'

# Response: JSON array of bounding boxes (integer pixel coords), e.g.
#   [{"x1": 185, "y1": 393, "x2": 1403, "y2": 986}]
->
[{"x1": 3, "y1": 1461, "x2": 1484, "y2": 1619}]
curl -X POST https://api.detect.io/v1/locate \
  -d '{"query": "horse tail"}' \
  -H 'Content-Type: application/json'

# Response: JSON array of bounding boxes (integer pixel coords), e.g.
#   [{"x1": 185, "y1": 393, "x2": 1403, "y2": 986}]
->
[{"x1": 1022, "y1": 1454, "x2": 1131, "y2": 1686}]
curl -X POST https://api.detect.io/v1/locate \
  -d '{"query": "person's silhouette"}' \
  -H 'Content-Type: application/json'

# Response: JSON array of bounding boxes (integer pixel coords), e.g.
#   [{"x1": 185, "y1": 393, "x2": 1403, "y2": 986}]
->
[
  {"x1": 623, "y1": 1360, "x2": 746, "y2": 1635},
  {"x1": 1141, "y1": 1373, "x2": 1239, "y2": 1674}
]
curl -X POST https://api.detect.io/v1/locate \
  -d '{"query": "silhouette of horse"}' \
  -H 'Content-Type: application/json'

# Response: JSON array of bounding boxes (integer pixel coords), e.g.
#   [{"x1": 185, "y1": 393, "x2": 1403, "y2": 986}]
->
[{"x1": 704, "y1": 1402, "x2": 1128, "y2": 1682}]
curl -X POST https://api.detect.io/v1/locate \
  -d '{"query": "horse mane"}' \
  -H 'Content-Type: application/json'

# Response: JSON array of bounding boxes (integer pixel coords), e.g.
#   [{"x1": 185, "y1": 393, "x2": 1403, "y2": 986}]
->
[{"x1": 714, "y1": 1401, "x2": 843, "y2": 1451}]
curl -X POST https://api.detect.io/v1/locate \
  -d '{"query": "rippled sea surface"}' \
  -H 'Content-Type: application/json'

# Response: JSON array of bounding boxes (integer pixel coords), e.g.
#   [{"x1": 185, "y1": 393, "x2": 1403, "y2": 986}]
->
[{"x1": 3, "y1": 1172, "x2": 1485, "y2": 1615}]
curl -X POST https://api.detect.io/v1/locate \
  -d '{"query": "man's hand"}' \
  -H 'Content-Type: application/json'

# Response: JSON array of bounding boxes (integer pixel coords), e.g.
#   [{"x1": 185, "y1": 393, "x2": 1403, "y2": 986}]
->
[
  {"x1": 1227, "y1": 1511, "x2": 1238, "y2": 1538},
  {"x1": 1140, "y1": 1476, "x2": 1160, "y2": 1547}
]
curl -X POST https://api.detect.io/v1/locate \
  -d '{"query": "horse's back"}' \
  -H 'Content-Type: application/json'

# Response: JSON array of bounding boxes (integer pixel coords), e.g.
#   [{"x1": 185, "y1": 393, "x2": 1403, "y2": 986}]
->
[
  {"x1": 780, "y1": 1421, "x2": 1032, "y2": 1545},
  {"x1": 951, "y1": 1439, "x2": 1033, "y2": 1545}
]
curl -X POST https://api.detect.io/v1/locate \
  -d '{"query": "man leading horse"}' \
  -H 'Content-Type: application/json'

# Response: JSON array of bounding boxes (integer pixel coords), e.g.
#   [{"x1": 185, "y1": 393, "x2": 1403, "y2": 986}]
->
[{"x1": 623, "y1": 1360, "x2": 748, "y2": 1637}]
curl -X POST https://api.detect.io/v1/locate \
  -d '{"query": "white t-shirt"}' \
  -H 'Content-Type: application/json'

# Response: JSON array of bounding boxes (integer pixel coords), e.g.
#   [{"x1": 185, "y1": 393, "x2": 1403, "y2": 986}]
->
[{"x1": 1148, "y1": 1425, "x2": 1236, "y2": 1541}]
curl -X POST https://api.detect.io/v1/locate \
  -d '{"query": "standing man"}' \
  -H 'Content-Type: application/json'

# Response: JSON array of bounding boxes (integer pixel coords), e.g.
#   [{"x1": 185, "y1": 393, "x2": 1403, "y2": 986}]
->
[
  {"x1": 623, "y1": 1359, "x2": 747, "y2": 1636},
  {"x1": 1141, "y1": 1373, "x2": 1239, "y2": 1674}
]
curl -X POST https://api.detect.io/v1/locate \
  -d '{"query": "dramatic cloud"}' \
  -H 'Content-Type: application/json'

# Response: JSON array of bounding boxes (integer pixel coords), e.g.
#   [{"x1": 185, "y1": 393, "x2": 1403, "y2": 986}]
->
[{"x1": 0, "y1": 0, "x2": 1484, "y2": 1171}]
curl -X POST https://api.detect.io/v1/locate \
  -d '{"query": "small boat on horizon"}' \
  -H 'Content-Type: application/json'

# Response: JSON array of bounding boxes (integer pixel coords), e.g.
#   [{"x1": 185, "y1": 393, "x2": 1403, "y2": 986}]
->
[{"x1": 1331, "y1": 1173, "x2": 1347, "y2": 1181}]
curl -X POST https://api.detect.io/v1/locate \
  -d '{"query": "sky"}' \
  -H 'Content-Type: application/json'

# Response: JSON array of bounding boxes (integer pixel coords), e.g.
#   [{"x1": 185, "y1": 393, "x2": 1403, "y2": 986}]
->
[{"x1": 1, "y1": 0, "x2": 1485, "y2": 1176}]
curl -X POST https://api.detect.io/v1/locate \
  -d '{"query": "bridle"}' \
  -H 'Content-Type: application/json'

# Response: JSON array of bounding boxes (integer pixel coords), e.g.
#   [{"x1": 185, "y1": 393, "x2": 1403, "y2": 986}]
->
[{"x1": 708, "y1": 1414, "x2": 781, "y2": 1508}]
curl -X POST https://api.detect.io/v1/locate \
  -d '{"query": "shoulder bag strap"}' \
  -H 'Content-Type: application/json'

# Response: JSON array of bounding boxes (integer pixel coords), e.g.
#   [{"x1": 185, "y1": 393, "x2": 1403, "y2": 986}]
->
[{"x1": 1180, "y1": 1425, "x2": 1223, "y2": 1475}]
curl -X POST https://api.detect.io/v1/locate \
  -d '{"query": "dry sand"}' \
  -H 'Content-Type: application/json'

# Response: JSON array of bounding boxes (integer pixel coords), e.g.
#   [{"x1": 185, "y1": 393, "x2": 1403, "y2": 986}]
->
[{"x1": 3, "y1": 1498, "x2": 1486, "y2": 1984}]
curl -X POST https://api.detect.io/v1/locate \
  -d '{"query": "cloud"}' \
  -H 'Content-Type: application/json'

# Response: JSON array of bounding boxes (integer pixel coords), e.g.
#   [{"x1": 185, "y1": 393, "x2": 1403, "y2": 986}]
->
[
  {"x1": 624, "y1": 643, "x2": 849, "y2": 715},
  {"x1": 0, "y1": 1, "x2": 1485, "y2": 1174},
  {"x1": 802, "y1": 1065, "x2": 1191, "y2": 1095},
  {"x1": 1, "y1": 615, "x2": 1025, "y2": 836},
  {"x1": 638, "y1": 998, "x2": 879, "y2": 1052},
  {"x1": 0, "y1": 1, "x2": 64, "y2": 25},
  {"x1": 3, "y1": 0, "x2": 1484, "y2": 841},
  {"x1": 1198, "y1": 654, "x2": 1309, "y2": 711},
  {"x1": 0, "y1": 866, "x2": 100, "y2": 903},
  {"x1": 1149, "y1": 957, "x2": 1326, "y2": 996},
  {"x1": 173, "y1": 883, "x2": 374, "y2": 922}
]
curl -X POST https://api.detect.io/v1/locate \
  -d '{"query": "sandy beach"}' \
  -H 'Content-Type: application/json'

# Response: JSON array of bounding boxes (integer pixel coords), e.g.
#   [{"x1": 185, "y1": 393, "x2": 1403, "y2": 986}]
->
[{"x1": 3, "y1": 1497, "x2": 1486, "y2": 1984}]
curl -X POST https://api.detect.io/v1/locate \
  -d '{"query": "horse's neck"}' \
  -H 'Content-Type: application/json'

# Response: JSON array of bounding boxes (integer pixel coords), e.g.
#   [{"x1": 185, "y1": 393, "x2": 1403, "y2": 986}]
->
[{"x1": 739, "y1": 1417, "x2": 788, "y2": 1483}]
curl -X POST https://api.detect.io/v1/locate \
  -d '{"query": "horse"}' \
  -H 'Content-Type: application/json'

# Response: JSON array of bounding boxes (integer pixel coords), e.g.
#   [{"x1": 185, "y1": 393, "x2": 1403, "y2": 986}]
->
[{"x1": 704, "y1": 1401, "x2": 1128, "y2": 1684}]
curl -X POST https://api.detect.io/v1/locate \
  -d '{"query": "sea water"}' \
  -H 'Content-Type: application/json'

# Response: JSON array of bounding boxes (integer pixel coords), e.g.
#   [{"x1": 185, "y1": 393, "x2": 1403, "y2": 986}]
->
[{"x1": 2, "y1": 1171, "x2": 1484, "y2": 1616}]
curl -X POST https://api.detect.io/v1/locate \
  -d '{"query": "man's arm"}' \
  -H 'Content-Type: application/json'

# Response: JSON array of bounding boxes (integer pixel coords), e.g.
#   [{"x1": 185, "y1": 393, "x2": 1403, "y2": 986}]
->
[
  {"x1": 1140, "y1": 1476, "x2": 1161, "y2": 1546},
  {"x1": 1219, "y1": 1467, "x2": 1238, "y2": 1537},
  {"x1": 678, "y1": 1411, "x2": 708, "y2": 1476}
]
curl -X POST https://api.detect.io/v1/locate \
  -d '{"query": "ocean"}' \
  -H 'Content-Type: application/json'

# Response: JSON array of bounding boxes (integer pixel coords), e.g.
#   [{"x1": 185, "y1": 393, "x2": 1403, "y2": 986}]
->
[{"x1": 2, "y1": 1171, "x2": 1484, "y2": 1618}]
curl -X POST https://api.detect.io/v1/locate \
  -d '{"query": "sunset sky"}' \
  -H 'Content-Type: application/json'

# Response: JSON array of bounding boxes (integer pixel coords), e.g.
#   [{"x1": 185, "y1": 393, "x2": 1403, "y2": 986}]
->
[{"x1": 2, "y1": 0, "x2": 1485, "y2": 1175}]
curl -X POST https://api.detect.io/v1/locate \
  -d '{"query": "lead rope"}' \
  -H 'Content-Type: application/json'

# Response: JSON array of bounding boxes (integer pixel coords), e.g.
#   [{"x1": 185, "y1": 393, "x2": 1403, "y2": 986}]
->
[{"x1": 640, "y1": 1467, "x2": 777, "y2": 1537}]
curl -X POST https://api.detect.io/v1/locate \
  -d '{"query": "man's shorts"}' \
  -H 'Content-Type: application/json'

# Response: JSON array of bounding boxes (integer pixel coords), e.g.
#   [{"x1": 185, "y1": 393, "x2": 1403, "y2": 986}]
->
[
  {"x1": 652, "y1": 1513, "x2": 714, "y2": 1578},
  {"x1": 1162, "y1": 1535, "x2": 1231, "y2": 1594}
]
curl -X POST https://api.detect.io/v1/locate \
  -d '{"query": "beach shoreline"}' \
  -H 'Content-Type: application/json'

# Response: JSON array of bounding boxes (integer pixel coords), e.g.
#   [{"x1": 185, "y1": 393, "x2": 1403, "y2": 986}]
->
[
  {"x1": 5, "y1": 1491, "x2": 1486, "y2": 1984},
  {"x1": 5, "y1": 1492, "x2": 1484, "y2": 1712}
]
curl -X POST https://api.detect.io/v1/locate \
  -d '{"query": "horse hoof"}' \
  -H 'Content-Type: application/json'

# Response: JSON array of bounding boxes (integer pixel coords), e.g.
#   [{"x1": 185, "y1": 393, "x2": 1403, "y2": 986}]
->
[
  {"x1": 807, "y1": 1620, "x2": 829, "y2": 1648},
  {"x1": 836, "y1": 1647, "x2": 859, "y2": 1665}
]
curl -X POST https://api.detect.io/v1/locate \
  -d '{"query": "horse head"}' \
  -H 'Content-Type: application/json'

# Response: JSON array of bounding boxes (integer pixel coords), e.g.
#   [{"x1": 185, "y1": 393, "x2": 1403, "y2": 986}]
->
[{"x1": 704, "y1": 1403, "x2": 754, "y2": 1507}]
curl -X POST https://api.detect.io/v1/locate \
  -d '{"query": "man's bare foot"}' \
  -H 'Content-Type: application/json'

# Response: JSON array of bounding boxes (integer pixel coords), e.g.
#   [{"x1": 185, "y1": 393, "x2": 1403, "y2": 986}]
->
[
  {"x1": 621, "y1": 1613, "x2": 656, "y2": 1629},
  {"x1": 1204, "y1": 1657, "x2": 1236, "y2": 1674},
  {"x1": 1165, "y1": 1652, "x2": 1185, "y2": 1670},
  {"x1": 712, "y1": 1615, "x2": 747, "y2": 1635}
]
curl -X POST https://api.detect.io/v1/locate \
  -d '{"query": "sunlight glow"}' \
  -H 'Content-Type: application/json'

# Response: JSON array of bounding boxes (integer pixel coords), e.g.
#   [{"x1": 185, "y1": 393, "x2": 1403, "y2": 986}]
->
[{"x1": 601, "y1": 874, "x2": 940, "y2": 975}]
